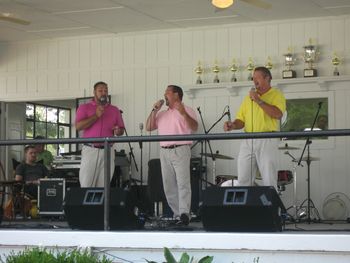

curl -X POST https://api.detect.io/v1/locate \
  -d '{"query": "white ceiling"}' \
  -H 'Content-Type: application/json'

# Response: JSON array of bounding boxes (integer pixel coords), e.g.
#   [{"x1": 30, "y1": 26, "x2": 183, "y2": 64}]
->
[{"x1": 0, "y1": 0, "x2": 350, "y2": 42}]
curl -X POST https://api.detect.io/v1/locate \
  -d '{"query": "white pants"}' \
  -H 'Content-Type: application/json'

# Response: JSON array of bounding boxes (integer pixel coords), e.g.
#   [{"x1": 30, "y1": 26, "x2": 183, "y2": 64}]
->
[
  {"x1": 159, "y1": 145, "x2": 191, "y2": 217},
  {"x1": 79, "y1": 145, "x2": 115, "y2": 187},
  {"x1": 237, "y1": 139, "x2": 278, "y2": 189}
]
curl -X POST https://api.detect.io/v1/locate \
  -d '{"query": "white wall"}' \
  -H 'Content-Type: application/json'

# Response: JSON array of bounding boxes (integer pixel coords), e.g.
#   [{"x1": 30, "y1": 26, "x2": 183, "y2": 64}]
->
[{"x1": 0, "y1": 15, "x2": 350, "y2": 218}]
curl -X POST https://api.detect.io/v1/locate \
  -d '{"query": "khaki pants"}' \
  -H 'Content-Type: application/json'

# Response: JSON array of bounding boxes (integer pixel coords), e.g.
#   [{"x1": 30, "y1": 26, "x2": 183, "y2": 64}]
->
[
  {"x1": 159, "y1": 145, "x2": 191, "y2": 217},
  {"x1": 79, "y1": 145, "x2": 115, "y2": 187}
]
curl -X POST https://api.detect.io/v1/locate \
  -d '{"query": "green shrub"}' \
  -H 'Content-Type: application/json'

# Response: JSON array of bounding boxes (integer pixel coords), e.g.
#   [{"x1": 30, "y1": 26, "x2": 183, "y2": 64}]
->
[
  {"x1": 1, "y1": 247, "x2": 112, "y2": 263},
  {"x1": 146, "y1": 247, "x2": 214, "y2": 263}
]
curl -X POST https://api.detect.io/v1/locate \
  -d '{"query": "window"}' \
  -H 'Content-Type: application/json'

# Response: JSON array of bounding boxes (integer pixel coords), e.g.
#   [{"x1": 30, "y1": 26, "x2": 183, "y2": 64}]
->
[
  {"x1": 281, "y1": 98, "x2": 328, "y2": 131},
  {"x1": 26, "y1": 103, "x2": 71, "y2": 156}
]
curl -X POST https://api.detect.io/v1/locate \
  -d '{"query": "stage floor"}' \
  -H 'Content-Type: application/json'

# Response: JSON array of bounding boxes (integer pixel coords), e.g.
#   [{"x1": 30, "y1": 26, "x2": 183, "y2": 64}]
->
[{"x1": 1, "y1": 216, "x2": 350, "y2": 232}]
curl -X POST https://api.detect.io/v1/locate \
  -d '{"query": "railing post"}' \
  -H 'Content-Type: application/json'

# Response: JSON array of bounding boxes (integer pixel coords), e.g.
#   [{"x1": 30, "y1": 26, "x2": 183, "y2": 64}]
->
[{"x1": 104, "y1": 139, "x2": 111, "y2": 231}]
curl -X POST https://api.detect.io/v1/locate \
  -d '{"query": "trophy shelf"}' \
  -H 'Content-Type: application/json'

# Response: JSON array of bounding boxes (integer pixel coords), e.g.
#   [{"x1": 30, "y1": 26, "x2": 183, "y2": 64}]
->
[{"x1": 184, "y1": 75, "x2": 350, "y2": 99}]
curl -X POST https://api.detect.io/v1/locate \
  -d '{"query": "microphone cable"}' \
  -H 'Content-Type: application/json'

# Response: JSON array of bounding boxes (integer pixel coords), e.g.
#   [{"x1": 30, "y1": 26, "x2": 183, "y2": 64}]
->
[{"x1": 250, "y1": 89, "x2": 255, "y2": 186}]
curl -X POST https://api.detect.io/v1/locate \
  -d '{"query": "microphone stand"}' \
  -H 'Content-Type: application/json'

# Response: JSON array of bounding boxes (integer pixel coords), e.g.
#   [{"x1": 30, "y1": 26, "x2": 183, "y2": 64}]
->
[
  {"x1": 123, "y1": 127, "x2": 139, "y2": 188},
  {"x1": 139, "y1": 123, "x2": 144, "y2": 186},
  {"x1": 192, "y1": 107, "x2": 229, "y2": 186},
  {"x1": 296, "y1": 102, "x2": 323, "y2": 223},
  {"x1": 192, "y1": 107, "x2": 215, "y2": 187}
]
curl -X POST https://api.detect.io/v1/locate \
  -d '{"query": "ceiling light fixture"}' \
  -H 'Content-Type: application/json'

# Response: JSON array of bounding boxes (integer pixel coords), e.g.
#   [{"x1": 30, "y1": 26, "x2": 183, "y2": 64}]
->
[{"x1": 212, "y1": 0, "x2": 234, "y2": 9}]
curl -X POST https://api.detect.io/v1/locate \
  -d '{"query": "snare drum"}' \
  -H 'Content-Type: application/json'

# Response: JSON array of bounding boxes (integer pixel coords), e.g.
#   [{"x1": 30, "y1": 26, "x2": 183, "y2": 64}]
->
[{"x1": 277, "y1": 170, "x2": 293, "y2": 186}]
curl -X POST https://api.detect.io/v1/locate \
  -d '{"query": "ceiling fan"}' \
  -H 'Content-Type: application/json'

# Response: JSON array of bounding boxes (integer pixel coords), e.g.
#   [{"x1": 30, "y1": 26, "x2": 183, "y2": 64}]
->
[
  {"x1": 0, "y1": 12, "x2": 30, "y2": 25},
  {"x1": 212, "y1": 0, "x2": 272, "y2": 10}
]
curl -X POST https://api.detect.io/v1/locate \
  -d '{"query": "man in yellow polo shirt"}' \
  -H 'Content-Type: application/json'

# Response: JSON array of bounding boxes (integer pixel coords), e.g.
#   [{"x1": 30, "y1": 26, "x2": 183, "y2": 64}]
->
[{"x1": 223, "y1": 66, "x2": 286, "y2": 189}]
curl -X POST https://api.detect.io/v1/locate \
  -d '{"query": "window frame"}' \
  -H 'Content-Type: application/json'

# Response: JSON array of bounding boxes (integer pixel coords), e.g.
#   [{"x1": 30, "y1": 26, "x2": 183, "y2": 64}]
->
[{"x1": 26, "y1": 102, "x2": 72, "y2": 155}]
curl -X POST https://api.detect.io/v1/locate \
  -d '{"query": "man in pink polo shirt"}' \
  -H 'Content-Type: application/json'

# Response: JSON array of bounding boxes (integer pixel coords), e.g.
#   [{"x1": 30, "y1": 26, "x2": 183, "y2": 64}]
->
[
  {"x1": 75, "y1": 81, "x2": 125, "y2": 187},
  {"x1": 146, "y1": 85, "x2": 198, "y2": 226}
]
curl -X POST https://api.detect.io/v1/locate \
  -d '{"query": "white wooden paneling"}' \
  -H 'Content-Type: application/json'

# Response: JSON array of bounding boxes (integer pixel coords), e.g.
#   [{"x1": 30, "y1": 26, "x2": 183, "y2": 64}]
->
[
  {"x1": 27, "y1": 43, "x2": 37, "y2": 70},
  {"x1": 16, "y1": 75, "x2": 26, "y2": 94},
  {"x1": 17, "y1": 45, "x2": 29, "y2": 71},
  {"x1": 37, "y1": 42, "x2": 48, "y2": 70},
  {"x1": 180, "y1": 31, "x2": 192, "y2": 64},
  {"x1": 58, "y1": 41, "x2": 69, "y2": 69},
  {"x1": 79, "y1": 39, "x2": 90, "y2": 68},
  {"x1": 48, "y1": 41, "x2": 58, "y2": 69},
  {"x1": 134, "y1": 35, "x2": 146, "y2": 66},
  {"x1": 169, "y1": 32, "x2": 181, "y2": 64},
  {"x1": 69, "y1": 40, "x2": 79, "y2": 69},
  {"x1": 90, "y1": 39, "x2": 101, "y2": 69},
  {"x1": 157, "y1": 34, "x2": 169, "y2": 64},
  {"x1": 101, "y1": 38, "x2": 112, "y2": 68}
]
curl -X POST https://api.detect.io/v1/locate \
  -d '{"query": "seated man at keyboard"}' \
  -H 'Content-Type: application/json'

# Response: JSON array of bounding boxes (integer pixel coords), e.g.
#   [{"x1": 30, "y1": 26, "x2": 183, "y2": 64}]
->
[{"x1": 15, "y1": 145, "x2": 49, "y2": 199}]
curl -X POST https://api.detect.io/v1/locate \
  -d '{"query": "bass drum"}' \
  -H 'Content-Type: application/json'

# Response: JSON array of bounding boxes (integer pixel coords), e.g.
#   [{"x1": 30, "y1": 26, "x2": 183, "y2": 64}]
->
[{"x1": 277, "y1": 170, "x2": 293, "y2": 186}]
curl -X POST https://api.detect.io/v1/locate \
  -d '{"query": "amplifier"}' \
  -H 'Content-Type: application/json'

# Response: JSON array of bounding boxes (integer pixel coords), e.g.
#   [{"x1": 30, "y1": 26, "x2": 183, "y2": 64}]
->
[{"x1": 38, "y1": 178, "x2": 65, "y2": 215}]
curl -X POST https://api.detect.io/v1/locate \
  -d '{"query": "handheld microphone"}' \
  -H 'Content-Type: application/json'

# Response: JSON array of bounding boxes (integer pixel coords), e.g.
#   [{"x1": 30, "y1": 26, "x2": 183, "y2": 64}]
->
[
  {"x1": 227, "y1": 106, "x2": 231, "y2": 122},
  {"x1": 99, "y1": 95, "x2": 108, "y2": 105},
  {"x1": 139, "y1": 122, "x2": 144, "y2": 131},
  {"x1": 197, "y1": 106, "x2": 201, "y2": 114},
  {"x1": 250, "y1": 86, "x2": 256, "y2": 100},
  {"x1": 153, "y1": 99, "x2": 164, "y2": 111}
]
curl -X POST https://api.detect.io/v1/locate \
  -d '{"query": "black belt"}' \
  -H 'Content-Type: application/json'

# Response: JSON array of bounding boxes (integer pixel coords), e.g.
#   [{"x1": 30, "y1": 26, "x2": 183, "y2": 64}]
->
[
  {"x1": 161, "y1": 144, "x2": 188, "y2": 149},
  {"x1": 84, "y1": 143, "x2": 104, "y2": 149}
]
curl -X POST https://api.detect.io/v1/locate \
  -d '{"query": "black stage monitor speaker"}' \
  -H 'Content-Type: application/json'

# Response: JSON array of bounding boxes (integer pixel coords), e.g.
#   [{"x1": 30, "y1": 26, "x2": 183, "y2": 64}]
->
[
  {"x1": 201, "y1": 186, "x2": 285, "y2": 232},
  {"x1": 64, "y1": 187, "x2": 141, "y2": 230}
]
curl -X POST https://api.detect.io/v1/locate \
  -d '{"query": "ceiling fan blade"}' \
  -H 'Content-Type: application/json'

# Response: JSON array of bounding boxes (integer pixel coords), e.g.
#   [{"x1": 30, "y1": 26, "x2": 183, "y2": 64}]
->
[
  {"x1": 0, "y1": 13, "x2": 31, "y2": 25},
  {"x1": 241, "y1": 0, "x2": 272, "y2": 10}
]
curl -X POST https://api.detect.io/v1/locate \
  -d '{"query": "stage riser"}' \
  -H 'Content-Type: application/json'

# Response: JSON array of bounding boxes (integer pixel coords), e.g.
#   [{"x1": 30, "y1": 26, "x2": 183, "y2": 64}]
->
[{"x1": 0, "y1": 231, "x2": 349, "y2": 263}]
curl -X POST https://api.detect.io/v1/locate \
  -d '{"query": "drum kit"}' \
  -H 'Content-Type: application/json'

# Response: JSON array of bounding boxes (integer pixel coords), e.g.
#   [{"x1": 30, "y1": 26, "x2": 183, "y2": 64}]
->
[
  {"x1": 200, "y1": 151, "x2": 234, "y2": 186},
  {"x1": 278, "y1": 143, "x2": 321, "y2": 221}
]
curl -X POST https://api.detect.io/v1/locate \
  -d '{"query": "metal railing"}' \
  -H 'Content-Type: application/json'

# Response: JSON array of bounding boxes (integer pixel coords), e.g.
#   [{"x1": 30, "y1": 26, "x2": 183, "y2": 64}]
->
[{"x1": 1, "y1": 128, "x2": 349, "y2": 230}]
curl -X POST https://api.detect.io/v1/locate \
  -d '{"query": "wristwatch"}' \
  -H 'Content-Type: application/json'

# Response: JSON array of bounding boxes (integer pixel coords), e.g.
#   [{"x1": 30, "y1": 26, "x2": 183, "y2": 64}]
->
[{"x1": 257, "y1": 100, "x2": 265, "y2": 105}]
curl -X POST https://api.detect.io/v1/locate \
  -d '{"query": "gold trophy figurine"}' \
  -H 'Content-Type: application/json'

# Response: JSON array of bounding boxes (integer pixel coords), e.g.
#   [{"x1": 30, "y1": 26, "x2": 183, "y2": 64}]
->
[
  {"x1": 265, "y1": 56, "x2": 273, "y2": 70},
  {"x1": 246, "y1": 57, "x2": 255, "y2": 81},
  {"x1": 332, "y1": 52, "x2": 340, "y2": 76},
  {"x1": 212, "y1": 60, "x2": 220, "y2": 83},
  {"x1": 282, "y1": 48, "x2": 296, "y2": 79},
  {"x1": 229, "y1": 59, "x2": 238, "y2": 82},
  {"x1": 303, "y1": 39, "x2": 318, "y2": 77},
  {"x1": 195, "y1": 61, "x2": 203, "y2": 84}
]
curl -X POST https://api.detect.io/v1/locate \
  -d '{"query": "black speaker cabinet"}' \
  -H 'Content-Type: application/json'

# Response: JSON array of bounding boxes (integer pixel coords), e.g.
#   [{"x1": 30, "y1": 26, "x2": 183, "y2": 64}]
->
[
  {"x1": 64, "y1": 187, "x2": 141, "y2": 230},
  {"x1": 38, "y1": 178, "x2": 65, "y2": 215},
  {"x1": 201, "y1": 186, "x2": 285, "y2": 232},
  {"x1": 147, "y1": 158, "x2": 202, "y2": 215}
]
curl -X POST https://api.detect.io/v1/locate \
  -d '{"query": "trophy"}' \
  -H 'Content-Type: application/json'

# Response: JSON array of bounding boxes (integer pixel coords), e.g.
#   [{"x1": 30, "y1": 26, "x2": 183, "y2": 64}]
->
[
  {"x1": 229, "y1": 59, "x2": 238, "y2": 82},
  {"x1": 246, "y1": 57, "x2": 255, "y2": 81},
  {"x1": 332, "y1": 52, "x2": 340, "y2": 76},
  {"x1": 303, "y1": 39, "x2": 318, "y2": 77},
  {"x1": 195, "y1": 61, "x2": 203, "y2": 84},
  {"x1": 265, "y1": 56, "x2": 273, "y2": 70},
  {"x1": 212, "y1": 60, "x2": 220, "y2": 83},
  {"x1": 282, "y1": 48, "x2": 296, "y2": 79}
]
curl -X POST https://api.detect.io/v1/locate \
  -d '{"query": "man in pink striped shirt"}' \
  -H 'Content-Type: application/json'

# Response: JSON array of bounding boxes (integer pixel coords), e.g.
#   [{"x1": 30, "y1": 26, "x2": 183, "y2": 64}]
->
[{"x1": 146, "y1": 85, "x2": 198, "y2": 226}]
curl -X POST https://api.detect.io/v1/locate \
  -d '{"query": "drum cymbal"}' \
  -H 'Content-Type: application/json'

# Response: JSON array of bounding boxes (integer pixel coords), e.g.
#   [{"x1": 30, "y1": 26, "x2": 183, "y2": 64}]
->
[
  {"x1": 200, "y1": 153, "x2": 234, "y2": 160},
  {"x1": 300, "y1": 156, "x2": 320, "y2": 162},
  {"x1": 278, "y1": 143, "x2": 300, "y2": 150},
  {"x1": 216, "y1": 175, "x2": 238, "y2": 180}
]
